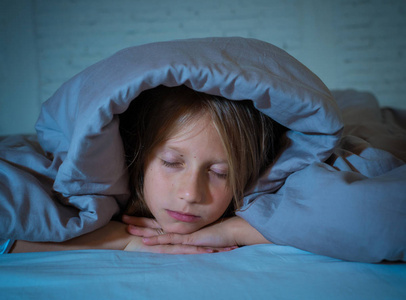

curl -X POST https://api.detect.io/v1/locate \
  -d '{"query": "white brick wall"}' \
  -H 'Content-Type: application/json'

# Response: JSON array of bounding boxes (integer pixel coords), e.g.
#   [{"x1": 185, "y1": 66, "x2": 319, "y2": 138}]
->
[
  {"x1": 1, "y1": 0, "x2": 405, "y2": 134},
  {"x1": 332, "y1": 0, "x2": 406, "y2": 107}
]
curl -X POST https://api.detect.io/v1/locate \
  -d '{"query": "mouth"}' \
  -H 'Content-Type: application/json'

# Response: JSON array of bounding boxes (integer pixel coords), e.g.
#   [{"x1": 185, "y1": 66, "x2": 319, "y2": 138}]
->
[{"x1": 166, "y1": 210, "x2": 201, "y2": 223}]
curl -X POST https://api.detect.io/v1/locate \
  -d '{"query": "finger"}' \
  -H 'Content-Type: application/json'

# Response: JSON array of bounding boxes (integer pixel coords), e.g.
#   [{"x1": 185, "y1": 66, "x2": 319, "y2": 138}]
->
[
  {"x1": 142, "y1": 232, "x2": 228, "y2": 247},
  {"x1": 125, "y1": 237, "x2": 239, "y2": 254},
  {"x1": 124, "y1": 240, "x2": 208, "y2": 254},
  {"x1": 122, "y1": 215, "x2": 160, "y2": 228},
  {"x1": 142, "y1": 233, "x2": 193, "y2": 246},
  {"x1": 142, "y1": 244, "x2": 236, "y2": 255},
  {"x1": 127, "y1": 225, "x2": 166, "y2": 238},
  {"x1": 155, "y1": 244, "x2": 212, "y2": 254}
]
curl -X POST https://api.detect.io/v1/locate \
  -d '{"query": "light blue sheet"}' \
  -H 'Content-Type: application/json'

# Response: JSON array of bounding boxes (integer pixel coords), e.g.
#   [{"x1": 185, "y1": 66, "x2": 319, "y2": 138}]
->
[{"x1": 1, "y1": 245, "x2": 405, "y2": 300}]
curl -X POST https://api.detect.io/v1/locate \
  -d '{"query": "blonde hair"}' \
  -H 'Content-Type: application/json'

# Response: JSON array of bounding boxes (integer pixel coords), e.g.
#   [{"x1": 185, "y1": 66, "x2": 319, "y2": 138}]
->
[{"x1": 119, "y1": 85, "x2": 282, "y2": 217}]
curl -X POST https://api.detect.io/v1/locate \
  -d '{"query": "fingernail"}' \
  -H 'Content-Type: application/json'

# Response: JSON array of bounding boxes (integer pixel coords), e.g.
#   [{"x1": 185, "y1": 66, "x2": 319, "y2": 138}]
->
[{"x1": 225, "y1": 246, "x2": 238, "y2": 251}]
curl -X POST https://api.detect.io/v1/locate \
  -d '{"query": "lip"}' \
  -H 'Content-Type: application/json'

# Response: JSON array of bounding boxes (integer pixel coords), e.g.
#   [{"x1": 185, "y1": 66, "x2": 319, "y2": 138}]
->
[{"x1": 166, "y1": 210, "x2": 201, "y2": 223}]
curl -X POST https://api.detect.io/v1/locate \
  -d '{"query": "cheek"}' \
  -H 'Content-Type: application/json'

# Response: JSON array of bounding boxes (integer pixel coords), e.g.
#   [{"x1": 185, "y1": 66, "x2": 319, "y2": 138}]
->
[
  {"x1": 143, "y1": 164, "x2": 174, "y2": 211},
  {"x1": 143, "y1": 166, "x2": 162, "y2": 208},
  {"x1": 209, "y1": 188, "x2": 233, "y2": 217}
]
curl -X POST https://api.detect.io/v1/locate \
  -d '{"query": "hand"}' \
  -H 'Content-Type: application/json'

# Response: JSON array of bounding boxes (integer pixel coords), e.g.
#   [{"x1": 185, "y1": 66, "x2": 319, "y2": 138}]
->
[
  {"x1": 123, "y1": 237, "x2": 236, "y2": 254},
  {"x1": 122, "y1": 215, "x2": 270, "y2": 252},
  {"x1": 121, "y1": 215, "x2": 238, "y2": 254}
]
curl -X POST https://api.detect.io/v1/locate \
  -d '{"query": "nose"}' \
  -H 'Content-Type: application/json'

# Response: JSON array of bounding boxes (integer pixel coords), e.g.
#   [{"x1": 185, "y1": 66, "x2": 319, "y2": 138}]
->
[{"x1": 177, "y1": 170, "x2": 205, "y2": 203}]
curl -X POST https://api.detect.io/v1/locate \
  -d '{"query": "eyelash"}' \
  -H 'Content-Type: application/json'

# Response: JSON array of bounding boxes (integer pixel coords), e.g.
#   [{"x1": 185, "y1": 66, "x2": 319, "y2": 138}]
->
[
  {"x1": 161, "y1": 160, "x2": 182, "y2": 168},
  {"x1": 212, "y1": 171, "x2": 228, "y2": 179},
  {"x1": 161, "y1": 160, "x2": 228, "y2": 179}
]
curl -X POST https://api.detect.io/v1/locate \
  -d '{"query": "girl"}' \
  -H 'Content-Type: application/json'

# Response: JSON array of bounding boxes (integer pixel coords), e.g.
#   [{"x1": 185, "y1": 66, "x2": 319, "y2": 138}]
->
[
  {"x1": 10, "y1": 85, "x2": 283, "y2": 253},
  {"x1": 5, "y1": 37, "x2": 404, "y2": 261}
]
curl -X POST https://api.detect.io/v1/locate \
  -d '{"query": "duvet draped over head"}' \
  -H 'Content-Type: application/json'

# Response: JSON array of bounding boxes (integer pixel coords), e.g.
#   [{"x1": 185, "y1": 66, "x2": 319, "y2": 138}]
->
[
  {"x1": 1, "y1": 37, "x2": 405, "y2": 262},
  {"x1": 36, "y1": 37, "x2": 343, "y2": 202}
]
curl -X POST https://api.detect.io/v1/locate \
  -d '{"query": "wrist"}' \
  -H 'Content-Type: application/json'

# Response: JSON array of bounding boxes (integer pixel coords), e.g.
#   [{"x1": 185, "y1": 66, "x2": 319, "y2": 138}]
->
[{"x1": 229, "y1": 216, "x2": 270, "y2": 246}]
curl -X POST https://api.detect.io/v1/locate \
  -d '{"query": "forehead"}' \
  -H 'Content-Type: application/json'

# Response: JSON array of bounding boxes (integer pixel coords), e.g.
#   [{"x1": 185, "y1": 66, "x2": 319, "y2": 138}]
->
[
  {"x1": 169, "y1": 112, "x2": 214, "y2": 140},
  {"x1": 164, "y1": 122, "x2": 228, "y2": 169}
]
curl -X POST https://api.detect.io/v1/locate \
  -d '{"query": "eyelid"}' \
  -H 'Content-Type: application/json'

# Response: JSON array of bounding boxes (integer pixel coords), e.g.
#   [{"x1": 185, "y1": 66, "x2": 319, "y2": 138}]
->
[
  {"x1": 210, "y1": 164, "x2": 228, "y2": 173},
  {"x1": 161, "y1": 159, "x2": 183, "y2": 168},
  {"x1": 209, "y1": 167, "x2": 228, "y2": 179},
  {"x1": 160, "y1": 155, "x2": 228, "y2": 178},
  {"x1": 212, "y1": 171, "x2": 228, "y2": 179}
]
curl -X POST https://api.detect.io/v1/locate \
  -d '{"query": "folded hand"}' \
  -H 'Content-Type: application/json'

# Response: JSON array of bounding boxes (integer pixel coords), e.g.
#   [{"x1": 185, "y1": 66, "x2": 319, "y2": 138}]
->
[{"x1": 122, "y1": 215, "x2": 270, "y2": 254}]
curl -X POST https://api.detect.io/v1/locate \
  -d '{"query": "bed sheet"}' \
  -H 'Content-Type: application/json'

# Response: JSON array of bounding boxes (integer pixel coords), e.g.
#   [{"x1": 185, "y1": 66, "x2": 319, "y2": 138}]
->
[{"x1": 1, "y1": 245, "x2": 405, "y2": 300}]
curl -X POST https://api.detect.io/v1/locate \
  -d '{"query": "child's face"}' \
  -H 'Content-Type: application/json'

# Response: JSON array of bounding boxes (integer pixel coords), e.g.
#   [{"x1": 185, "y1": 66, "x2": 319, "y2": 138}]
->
[{"x1": 143, "y1": 113, "x2": 233, "y2": 234}]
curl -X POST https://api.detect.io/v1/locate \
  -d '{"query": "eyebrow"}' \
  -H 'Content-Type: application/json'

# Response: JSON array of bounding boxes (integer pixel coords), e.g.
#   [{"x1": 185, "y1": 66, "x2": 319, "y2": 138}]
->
[
  {"x1": 161, "y1": 146, "x2": 229, "y2": 165},
  {"x1": 160, "y1": 146, "x2": 183, "y2": 156}
]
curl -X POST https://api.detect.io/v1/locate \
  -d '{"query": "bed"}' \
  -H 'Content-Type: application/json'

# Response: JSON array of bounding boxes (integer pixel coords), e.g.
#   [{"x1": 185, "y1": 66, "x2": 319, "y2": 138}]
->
[
  {"x1": 1, "y1": 245, "x2": 405, "y2": 300},
  {"x1": 0, "y1": 37, "x2": 405, "y2": 299}
]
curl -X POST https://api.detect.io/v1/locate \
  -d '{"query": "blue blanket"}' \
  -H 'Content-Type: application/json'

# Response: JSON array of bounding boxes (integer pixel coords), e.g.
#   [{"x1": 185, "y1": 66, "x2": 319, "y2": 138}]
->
[{"x1": 1, "y1": 37, "x2": 405, "y2": 262}]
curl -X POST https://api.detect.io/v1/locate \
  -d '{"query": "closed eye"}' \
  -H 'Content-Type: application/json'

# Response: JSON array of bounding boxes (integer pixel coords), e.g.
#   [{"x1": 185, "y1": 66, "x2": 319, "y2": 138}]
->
[
  {"x1": 210, "y1": 170, "x2": 228, "y2": 180},
  {"x1": 161, "y1": 160, "x2": 183, "y2": 168}
]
